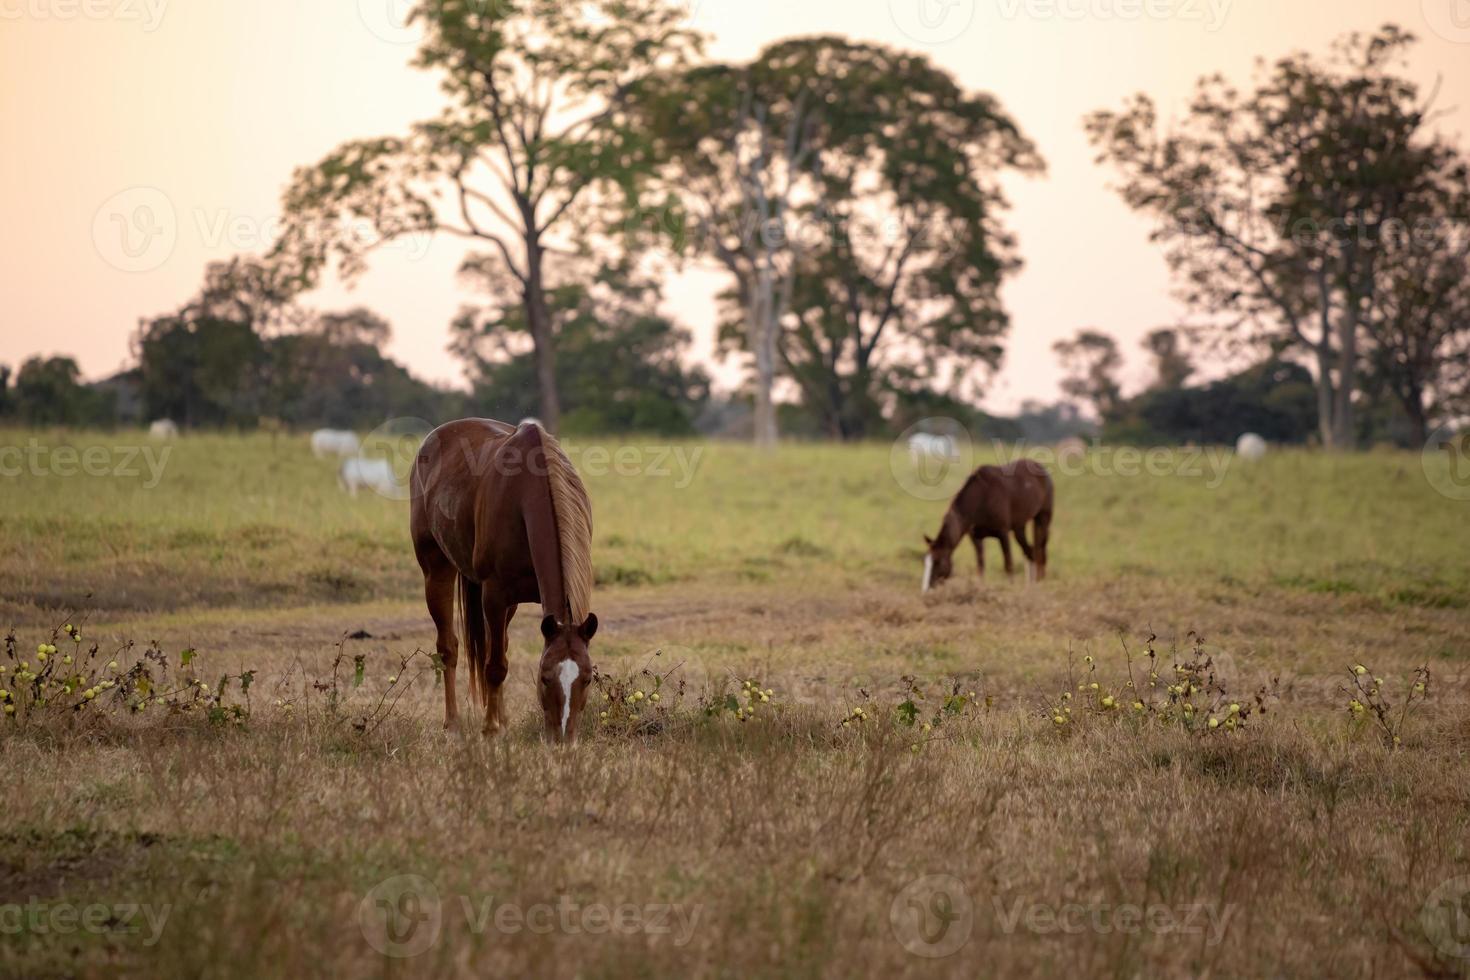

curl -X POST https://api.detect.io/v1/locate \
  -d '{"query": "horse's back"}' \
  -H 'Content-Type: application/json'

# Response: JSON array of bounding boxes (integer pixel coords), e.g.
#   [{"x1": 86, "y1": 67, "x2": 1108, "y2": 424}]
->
[
  {"x1": 968, "y1": 459, "x2": 1052, "y2": 527},
  {"x1": 410, "y1": 418, "x2": 519, "y2": 569}
]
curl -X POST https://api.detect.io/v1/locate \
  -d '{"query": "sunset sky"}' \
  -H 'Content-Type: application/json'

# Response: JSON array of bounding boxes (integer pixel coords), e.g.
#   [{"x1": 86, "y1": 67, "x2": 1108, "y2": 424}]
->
[{"x1": 3, "y1": 0, "x2": 1469, "y2": 411}]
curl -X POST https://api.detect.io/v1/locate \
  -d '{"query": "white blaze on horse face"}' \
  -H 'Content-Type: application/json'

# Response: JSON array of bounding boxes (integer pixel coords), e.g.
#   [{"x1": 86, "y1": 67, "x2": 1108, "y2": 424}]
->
[
  {"x1": 922, "y1": 555, "x2": 934, "y2": 593},
  {"x1": 557, "y1": 659, "x2": 580, "y2": 738}
]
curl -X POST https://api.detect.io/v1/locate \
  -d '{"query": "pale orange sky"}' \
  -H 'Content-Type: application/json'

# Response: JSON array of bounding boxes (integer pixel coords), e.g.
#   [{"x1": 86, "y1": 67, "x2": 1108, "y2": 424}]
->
[{"x1": 3, "y1": 0, "x2": 1468, "y2": 411}]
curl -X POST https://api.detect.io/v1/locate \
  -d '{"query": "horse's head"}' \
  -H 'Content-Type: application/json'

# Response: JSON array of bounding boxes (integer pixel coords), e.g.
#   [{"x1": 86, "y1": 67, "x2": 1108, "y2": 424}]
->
[
  {"x1": 921, "y1": 535, "x2": 953, "y2": 593},
  {"x1": 537, "y1": 613, "x2": 598, "y2": 743}
]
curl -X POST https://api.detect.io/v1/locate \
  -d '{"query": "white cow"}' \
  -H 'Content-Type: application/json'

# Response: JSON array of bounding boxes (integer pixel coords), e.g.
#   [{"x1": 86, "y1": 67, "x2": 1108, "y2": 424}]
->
[
  {"x1": 1236, "y1": 433, "x2": 1267, "y2": 461},
  {"x1": 339, "y1": 457, "x2": 397, "y2": 498},
  {"x1": 908, "y1": 432, "x2": 958, "y2": 464},
  {"x1": 311, "y1": 429, "x2": 360, "y2": 459},
  {"x1": 147, "y1": 419, "x2": 178, "y2": 440}
]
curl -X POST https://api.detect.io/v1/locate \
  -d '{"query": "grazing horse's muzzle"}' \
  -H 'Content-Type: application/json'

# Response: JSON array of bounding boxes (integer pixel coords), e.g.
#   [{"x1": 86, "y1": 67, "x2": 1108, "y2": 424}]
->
[{"x1": 538, "y1": 614, "x2": 598, "y2": 743}]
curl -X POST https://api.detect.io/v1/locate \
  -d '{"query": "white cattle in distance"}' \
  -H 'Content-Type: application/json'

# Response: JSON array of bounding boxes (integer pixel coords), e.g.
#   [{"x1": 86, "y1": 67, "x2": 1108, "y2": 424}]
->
[
  {"x1": 908, "y1": 432, "x2": 958, "y2": 465},
  {"x1": 1236, "y1": 433, "x2": 1267, "y2": 461},
  {"x1": 339, "y1": 457, "x2": 397, "y2": 498},
  {"x1": 311, "y1": 429, "x2": 361, "y2": 459},
  {"x1": 147, "y1": 419, "x2": 178, "y2": 440}
]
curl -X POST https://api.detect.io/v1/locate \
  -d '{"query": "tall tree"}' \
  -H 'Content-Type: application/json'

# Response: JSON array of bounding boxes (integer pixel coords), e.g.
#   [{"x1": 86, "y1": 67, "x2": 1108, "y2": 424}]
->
[
  {"x1": 1053, "y1": 329, "x2": 1123, "y2": 422},
  {"x1": 637, "y1": 37, "x2": 1040, "y2": 443},
  {"x1": 451, "y1": 259, "x2": 709, "y2": 434},
  {"x1": 1363, "y1": 162, "x2": 1470, "y2": 445},
  {"x1": 1142, "y1": 327, "x2": 1195, "y2": 391},
  {"x1": 11, "y1": 357, "x2": 101, "y2": 427},
  {"x1": 273, "y1": 0, "x2": 700, "y2": 433},
  {"x1": 1086, "y1": 26, "x2": 1450, "y2": 449}
]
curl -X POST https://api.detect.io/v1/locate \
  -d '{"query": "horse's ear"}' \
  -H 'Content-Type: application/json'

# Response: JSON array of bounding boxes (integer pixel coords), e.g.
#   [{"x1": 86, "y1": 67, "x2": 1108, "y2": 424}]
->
[
  {"x1": 541, "y1": 615, "x2": 559, "y2": 641},
  {"x1": 578, "y1": 613, "x2": 598, "y2": 642},
  {"x1": 922, "y1": 534, "x2": 934, "y2": 547}
]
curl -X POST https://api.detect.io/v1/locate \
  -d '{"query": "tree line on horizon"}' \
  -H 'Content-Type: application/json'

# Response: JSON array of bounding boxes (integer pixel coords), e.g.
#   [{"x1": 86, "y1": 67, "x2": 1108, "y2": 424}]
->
[{"x1": 3, "y1": 8, "x2": 1466, "y2": 448}]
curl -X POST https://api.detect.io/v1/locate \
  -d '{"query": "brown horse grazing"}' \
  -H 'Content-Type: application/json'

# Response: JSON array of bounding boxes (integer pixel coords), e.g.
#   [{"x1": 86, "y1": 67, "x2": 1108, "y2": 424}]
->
[
  {"x1": 410, "y1": 419, "x2": 597, "y2": 742},
  {"x1": 922, "y1": 459, "x2": 1053, "y2": 591}
]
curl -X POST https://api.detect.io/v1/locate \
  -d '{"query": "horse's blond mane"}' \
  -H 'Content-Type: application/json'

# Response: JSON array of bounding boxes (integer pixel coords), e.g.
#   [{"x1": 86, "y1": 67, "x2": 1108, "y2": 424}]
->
[{"x1": 538, "y1": 428, "x2": 593, "y2": 624}]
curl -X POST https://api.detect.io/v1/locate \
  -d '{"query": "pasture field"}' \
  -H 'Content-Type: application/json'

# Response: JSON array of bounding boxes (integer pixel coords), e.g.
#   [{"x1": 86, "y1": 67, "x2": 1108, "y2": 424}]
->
[{"x1": 1, "y1": 428, "x2": 1469, "y2": 978}]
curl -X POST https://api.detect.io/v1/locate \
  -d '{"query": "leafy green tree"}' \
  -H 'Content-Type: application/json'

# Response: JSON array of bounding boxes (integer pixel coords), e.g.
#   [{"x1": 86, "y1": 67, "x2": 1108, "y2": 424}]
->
[
  {"x1": 273, "y1": 0, "x2": 700, "y2": 433},
  {"x1": 450, "y1": 262, "x2": 708, "y2": 434},
  {"x1": 1087, "y1": 26, "x2": 1460, "y2": 450},
  {"x1": 1143, "y1": 328, "x2": 1194, "y2": 391},
  {"x1": 1362, "y1": 167, "x2": 1470, "y2": 445},
  {"x1": 132, "y1": 314, "x2": 268, "y2": 428},
  {"x1": 11, "y1": 356, "x2": 106, "y2": 427},
  {"x1": 636, "y1": 37, "x2": 1042, "y2": 442},
  {"x1": 1053, "y1": 329, "x2": 1123, "y2": 422},
  {"x1": 1109, "y1": 359, "x2": 1317, "y2": 445}
]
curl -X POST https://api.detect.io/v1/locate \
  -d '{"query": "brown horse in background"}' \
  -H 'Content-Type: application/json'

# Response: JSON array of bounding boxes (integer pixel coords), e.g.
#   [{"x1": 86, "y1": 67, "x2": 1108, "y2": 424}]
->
[
  {"x1": 923, "y1": 459, "x2": 1053, "y2": 591},
  {"x1": 410, "y1": 419, "x2": 597, "y2": 741}
]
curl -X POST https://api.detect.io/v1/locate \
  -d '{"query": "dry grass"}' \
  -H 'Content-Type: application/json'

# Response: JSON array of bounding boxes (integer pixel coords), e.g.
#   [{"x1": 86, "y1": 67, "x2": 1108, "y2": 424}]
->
[{"x1": 1, "y1": 431, "x2": 1469, "y2": 977}]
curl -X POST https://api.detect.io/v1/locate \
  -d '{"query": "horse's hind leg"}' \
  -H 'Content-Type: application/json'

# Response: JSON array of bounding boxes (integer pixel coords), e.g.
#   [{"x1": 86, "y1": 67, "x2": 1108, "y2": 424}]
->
[
  {"x1": 1033, "y1": 509, "x2": 1052, "y2": 582},
  {"x1": 417, "y1": 547, "x2": 460, "y2": 730}
]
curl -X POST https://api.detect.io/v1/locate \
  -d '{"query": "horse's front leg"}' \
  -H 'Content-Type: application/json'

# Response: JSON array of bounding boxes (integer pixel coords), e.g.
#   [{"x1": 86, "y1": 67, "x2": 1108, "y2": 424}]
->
[
  {"x1": 481, "y1": 597, "x2": 511, "y2": 736},
  {"x1": 970, "y1": 531, "x2": 986, "y2": 580},
  {"x1": 999, "y1": 532, "x2": 1016, "y2": 578}
]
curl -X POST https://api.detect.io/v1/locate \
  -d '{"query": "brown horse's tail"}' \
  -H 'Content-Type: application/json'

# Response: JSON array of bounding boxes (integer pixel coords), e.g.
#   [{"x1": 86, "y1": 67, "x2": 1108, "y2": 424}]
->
[{"x1": 457, "y1": 573, "x2": 487, "y2": 707}]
